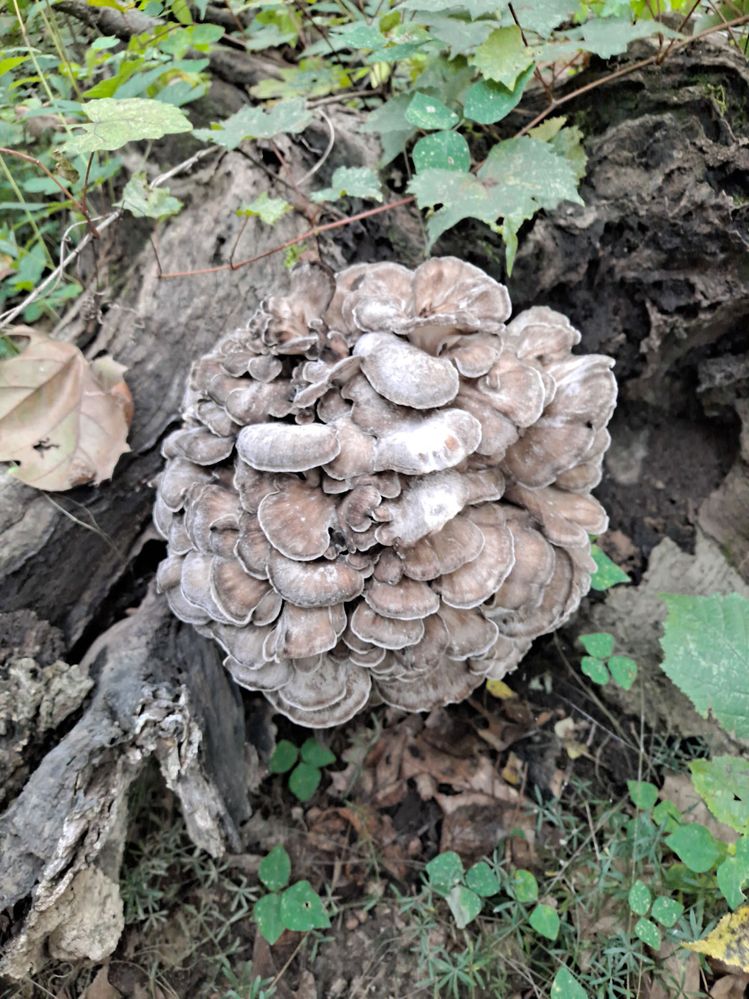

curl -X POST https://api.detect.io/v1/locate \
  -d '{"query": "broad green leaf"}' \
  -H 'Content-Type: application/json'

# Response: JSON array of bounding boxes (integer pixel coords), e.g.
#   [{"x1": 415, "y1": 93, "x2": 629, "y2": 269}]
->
[
  {"x1": 659, "y1": 593, "x2": 749, "y2": 741},
  {"x1": 447, "y1": 885, "x2": 483, "y2": 928},
  {"x1": 628, "y1": 880, "x2": 652, "y2": 916},
  {"x1": 269, "y1": 739, "x2": 298, "y2": 774},
  {"x1": 358, "y1": 93, "x2": 416, "y2": 165},
  {"x1": 300, "y1": 738, "x2": 336, "y2": 768},
  {"x1": 63, "y1": 98, "x2": 192, "y2": 155},
  {"x1": 237, "y1": 193, "x2": 291, "y2": 226},
  {"x1": 549, "y1": 124, "x2": 587, "y2": 182},
  {"x1": 463, "y1": 63, "x2": 533, "y2": 125},
  {"x1": 465, "y1": 861, "x2": 500, "y2": 897},
  {"x1": 690, "y1": 756, "x2": 749, "y2": 834},
  {"x1": 665, "y1": 823, "x2": 721, "y2": 873},
  {"x1": 259, "y1": 845, "x2": 291, "y2": 892},
  {"x1": 589, "y1": 544, "x2": 630, "y2": 590},
  {"x1": 581, "y1": 656, "x2": 609, "y2": 685},
  {"x1": 330, "y1": 22, "x2": 385, "y2": 49},
  {"x1": 0, "y1": 56, "x2": 28, "y2": 76},
  {"x1": 627, "y1": 780, "x2": 658, "y2": 811},
  {"x1": 503, "y1": 0, "x2": 578, "y2": 36},
  {"x1": 608, "y1": 655, "x2": 638, "y2": 690},
  {"x1": 551, "y1": 966, "x2": 588, "y2": 999},
  {"x1": 416, "y1": 13, "x2": 496, "y2": 57},
  {"x1": 579, "y1": 632, "x2": 614, "y2": 658},
  {"x1": 470, "y1": 27, "x2": 534, "y2": 89},
  {"x1": 405, "y1": 92, "x2": 459, "y2": 130},
  {"x1": 413, "y1": 131, "x2": 470, "y2": 172},
  {"x1": 634, "y1": 916, "x2": 662, "y2": 949},
  {"x1": 194, "y1": 98, "x2": 312, "y2": 150},
  {"x1": 288, "y1": 762, "x2": 321, "y2": 802},
  {"x1": 653, "y1": 799, "x2": 683, "y2": 833},
  {"x1": 254, "y1": 893, "x2": 285, "y2": 945},
  {"x1": 563, "y1": 18, "x2": 678, "y2": 58},
  {"x1": 117, "y1": 173, "x2": 183, "y2": 220},
  {"x1": 510, "y1": 868, "x2": 538, "y2": 903},
  {"x1": 400, "y1": 0, "x2": 510, "y2": 19},
  {"x1": 311, "y1": 166, "x2": 383, "y2": 204},
  {"x1": 280, "y1": 881, "x2": 330, "y2": 931},
  {"x1": 651, "y1": 895, "x2": 684, "y2": 928},
  {"x1": 717, "y1": 838, "x2": 749, "y2": 910},
  {"x1": 252, "y1": 60, "x2": 350, "y2": 99},
  {"x1": 529, "y1": 903, "x2": 560, "y2": 941},
  {"x1": 425, "y1": 851, "x2": 464, "y2": 895}
]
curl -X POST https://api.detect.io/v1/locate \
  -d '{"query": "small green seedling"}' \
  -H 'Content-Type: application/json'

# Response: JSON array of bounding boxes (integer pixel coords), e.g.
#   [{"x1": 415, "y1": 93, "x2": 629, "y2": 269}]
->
[
  {"x1": 253, "y1": 845, "x2": 330, "y2": 945},
  {"x1": 626, "y1": 878, "x2": 684, "y2": 949},
  {"x1": 589, "y1": 544, "x2": 630, "y2": 591},
  {"x1": 268, "y1": 738, "x2": 336, "y2": 803},
  {"x1": 578, "y1": 631, "x2": 638, "y2": 690}
]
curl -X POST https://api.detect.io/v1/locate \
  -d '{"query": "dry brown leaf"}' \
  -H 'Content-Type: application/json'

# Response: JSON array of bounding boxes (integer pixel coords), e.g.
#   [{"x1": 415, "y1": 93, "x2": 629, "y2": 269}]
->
[
  {"x1": 661, "y1": 774, "x2": 738, "y2": 844},
  {"x1": 710, "y1": 973, "x2": 749, "y2": 999},
  {"x1": 82, "y1": 967, "x2": 121, "y2": 999},
  {"x1": 0, "y1": 327, "x2": 131, "y2": 491}
]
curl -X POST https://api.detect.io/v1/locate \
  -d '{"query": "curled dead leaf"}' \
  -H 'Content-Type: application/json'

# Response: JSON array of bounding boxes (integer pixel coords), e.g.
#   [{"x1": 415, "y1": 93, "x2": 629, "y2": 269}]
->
[{"x1": 0, "y1": 326, "x2": 132, "y2": 491}]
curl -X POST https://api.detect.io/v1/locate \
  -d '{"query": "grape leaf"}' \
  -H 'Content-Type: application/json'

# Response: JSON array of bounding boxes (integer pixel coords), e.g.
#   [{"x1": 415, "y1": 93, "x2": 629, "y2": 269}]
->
[
  {"x1": 564, "y1": 17, "x2": 679, "y2": 58},
  {"x1": 503, "y1": 0, "x2": 578, "y2": 36},
  {"x1": 237, "y1": 193, "x2": 292, "y2": 225},
  {"x1": 117, "y1": 172, "x2": 183, "y2": 220},
  {"x1": 470, "y1": 26, "x2": 534, "y2": 89},
  {"x1": 413, "y1": 130, "x2": 470, "y2": 172},
  {"x1": 405, "y1": 92, "x2": 459, "y2": 130},
  {"x1": 194, "y1": 98, "x2": 312, "y2": 149},
  {"x1": 311, "y1": 166, "x2": 383, "y2": 203},
  {"x1": 400, "y1": 0, "x2": 510, "y2": 19},
  {"x1": 63, "y1": 98, "x2": 192, "y2": 155},
  {"x1": 463, "y1": 63, "x2": 533, "y2": 125},
  {"x1": 659, "y1": 593, "x2": 749, "y2": 741},
  {"x1": 690, "y1": 756, "x2": 749, "y2": 834}
]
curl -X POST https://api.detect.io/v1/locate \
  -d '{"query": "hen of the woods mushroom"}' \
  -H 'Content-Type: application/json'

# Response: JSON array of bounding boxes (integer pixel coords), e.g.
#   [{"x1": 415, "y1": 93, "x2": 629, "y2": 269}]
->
[{"x1": 154, "y1": 258, "x2": 616, "y2": 727}]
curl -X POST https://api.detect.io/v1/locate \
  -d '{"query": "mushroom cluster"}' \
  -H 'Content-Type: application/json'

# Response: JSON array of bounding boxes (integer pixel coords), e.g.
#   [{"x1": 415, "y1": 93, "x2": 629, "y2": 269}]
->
[{"x1": 154, "y1": 258, "x2": 616, "y2": 727}]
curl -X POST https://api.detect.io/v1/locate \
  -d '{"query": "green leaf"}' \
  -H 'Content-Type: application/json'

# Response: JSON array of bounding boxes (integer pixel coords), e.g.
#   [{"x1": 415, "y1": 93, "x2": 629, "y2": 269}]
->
[
  {"x1": 425, "y1": 851, "x2": 464, "y2": 895},
  {"x1": 63, "y1": 98, "x2": 192, "y2": 155},
  {"x1": 651, "y1": 895, "x2": 684, "y2": 928},
  {"x1": 690, "y1": 756, "x2": 749, "y2": 834},
  {"x1": 400, "y1": 0, "x2": 510, "y2": 19},
  {"x1": 117, "y1": 173, "x2": 183, "y2": 220},
  {"x1": 627, "y1": 780, "x2": 659, "y2": 811},
  {"x1": 563, "y1": 18, "x2": 679, "y2": 58},
  {"x1": 589, "y1": 544, "x2": 630, "y2": 590},
  {"x1": 510, "y1": 868, "x2": 539, "y2": 903},
  {"x1": 288, "y1": 762, "x2": 321, "y2": 802},
  {"x1": 446, "y1": 885, "x2": 483, "y2": 928},
  {"x1": 269, "y1": 739, "x2": 298, "y2": 774},
  {"x1": 259, "y1": 845, "x2": 291, "y2": 892},
  {"x1": 628, "y1": 880, "x2": 652, "y2": 916},
  {"x1": 529, "y1": 903, "x2": 560, "y2": 941},
  {"x1": 416, "y1": 13, "x2": 495, "y2": 57},
  {"x1": 471, "y1": 26, "x2": 534, "y2": 89},
  {"x1": 581, "y1": 656, "x2": 609, "y2": 685},
  {"x1": 653, "y1": 799, "x2": 683, "y2": 834},
  {"x1": 300, "y1": 738, "x2": 336, "y2": 768},
  {"x1": 634, "y1": 916, "x2": 662, "y2": 949},
  {"x1": 665, "y1": 823, "x2": 721, "y2": 874},
  {"x1": 551, "y1": 966, "x2": 589, "y2": 999},
  {"x1": 413, "y1": 131, "x2": 470, "y2": 173},
  {"x1": 463, "y1": 63, "x2": 533, "y2": 125},
  {"x1": 193, "y1": 98, "x2": 312, "y2": 150},
  {"x1": 659, "y1": 593, "x2": 749, "y2": 741},
  {"x1": 237, "y1": 193, "x2": 291, "y2": 226},
  {"x1": 254, "y1": 893, "x2": 285, "y2": 945},
  {"x1": 504, "y1": 0, "x2": 578, "y2": 36},
  {"x1": 358, "y1": 93, "x2": 416, "y2": 166},
  {"x1": 280, "y1": 881, "x2": 330, "y2": 931},
  {"x1": 579, "y1": 632, "x2": 615, "y2": 658},
  {"x1": 330, "y1": 22, "x2": 385, "y2": 49},
  {"x1": 465, "y1": 861, "x2": 500, "y2": 897},
  {"x1": 608, "y1": 655, "x2": 638, "y2": 690},
  {"x1": 716, "y1": 855, "x2": 748, "y2": 910},
  {"x1": 311, "y1": 166, "x2": 383, "y2": 204},
  {"x1": 405, "y1": 92, "x2": 459, "y2": 131}
]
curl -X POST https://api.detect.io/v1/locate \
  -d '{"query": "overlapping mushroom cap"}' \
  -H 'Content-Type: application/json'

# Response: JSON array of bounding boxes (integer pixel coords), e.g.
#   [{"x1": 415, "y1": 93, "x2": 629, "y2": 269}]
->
[{"x1": 154, "y1": 257, "x2": 616, "y2": 727}]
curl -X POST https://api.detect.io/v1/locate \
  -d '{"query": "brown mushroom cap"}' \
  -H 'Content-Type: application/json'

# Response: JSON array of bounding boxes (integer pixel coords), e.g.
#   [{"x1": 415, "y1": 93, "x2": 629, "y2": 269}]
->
[{"x1": 156, "y1": 257, "x2": 616, "y2": 727}]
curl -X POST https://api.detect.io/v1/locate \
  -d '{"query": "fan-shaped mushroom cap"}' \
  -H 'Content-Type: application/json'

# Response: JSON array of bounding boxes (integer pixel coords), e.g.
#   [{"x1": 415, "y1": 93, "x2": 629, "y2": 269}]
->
[{"x1": 156, "y1": 256, "x2": 615, "y2": 726}]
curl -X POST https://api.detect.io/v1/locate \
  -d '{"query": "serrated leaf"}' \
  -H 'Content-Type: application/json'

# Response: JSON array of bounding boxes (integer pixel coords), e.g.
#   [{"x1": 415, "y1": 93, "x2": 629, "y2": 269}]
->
[
  {"x1": 279, "y1": 881, "x2": 330, "y2": 931},
  {"x1": 590, "y1": 544, "x2": 630, "y2": 590},
  {"x1": 400, "y1": 0, "x2": 510, "y2": 19},
  {"x1": 413, "y1": 130, "x2": 470, "y2": 172},
  {"x1": 608, "y1": 655, "x2": 637, "y2": 690},
  {"x1": 237, "y1": 193, "x2": 291, "y2": 226},
  {"x1": 269, "y1": 739, "x2": 298, "y2": 774},
  {"x1": 628, "y1": 880, "x2": 652, "y2": 916},
  {"x1": 510, "y1": 868, "x2": 538, "y2": 902},
  {"x1": 446, "y1": 885, "x2": 482, "y2": 927},
  {"x1": 300, "y1": 738, "x2": 336, "y2": 768},
  {"x1": 463, "y1": 63, "x2": 533, "y2": 125},
  {"x1": 581, "y1": 656, "x2": 609, "y2": 685},
  {"x1": 551, "y1": 966, "x2": 588, "y2": 999},
  {"x1": 651, "y1": 895, "x2": 684, "y2": 928},
  {"x1": 194, "y1": 98, "x2": 312, "y2": 150},
  {"x1": 563, "y1": 17, "x2": 679, "y2": 58},
  {"x1": 665, "y1": 823, "x2": 721, "y2": 873},
  {"x1": 416, "y1": 13, "x2": 495, "y2": 57},
  {"x1": 470, "y1": 26, "x2": 534, "y2": 89},
  {"x1": 254, "y1": 893, "x2": 285, "y2": 945},
  {"x1": 627, "y1": 780, "x2": 658, "y2": 810},
  {"x1": 465, "y1": 861, "x2": 500, "y2": 897},
  {"x1": 717, "y1": 840, "x2": 749, "y2": 910},
  {"x1": 0, "y1": 329, "x2": 130, "y2": 491},
  {"x1": 62, "y1": 98, "x2": 192, "y2": 155},
  {"x1": 504, "y1": 0, "x2": 578, "y2": 36},
  {"x1": 288, "y1": 762, "x2": 321, "y2": 802},
  {"x1": 659, "y1": 594, "x2": 749, "y2": 741},
  {"x1": 330, "y1": 22, "x2": 385, "y2": 49},
  {"x1": 311, "y1": 166, "x2": 383, "y2": 204},
  {"x1": 259, "y1": 845, "x2": 291, "y2": 891},
  {"x1": 685, "y1": 904, "x2": 749, "y2": 971},
  {"x1": 405, "y1": 92, "x2": 459, "y2": 130},
  {"x1": 118, "y1": 172, "x2": 183, "y2": 220},
  {"x1": 579, "y1": 632, "x2": 615, "y2": 658},
  {"x1": 690, "y1": 757, "x2": 749, "y2": 835},
  {"x1": 635, "y1": 917, "x2": 662, "y2": 949},
  {"x1": 425, "y1": 851, "x2": 464, "y2": 895},
  {"x1": 529, "y1": 903, "x2": 560, "y2": 941}
]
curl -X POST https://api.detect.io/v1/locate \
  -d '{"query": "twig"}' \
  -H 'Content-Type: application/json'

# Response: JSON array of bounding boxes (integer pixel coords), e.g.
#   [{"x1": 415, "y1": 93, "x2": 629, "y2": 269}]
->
[
  {"x1": 0, "y1": 146, "x2": 94, "y2": 231},
  {"x1": 295, "y1": 108, "x2": 336, "y2": 186},
  {"x1": 509, "y1": 2, "x2": 556, "y2": 103}
]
